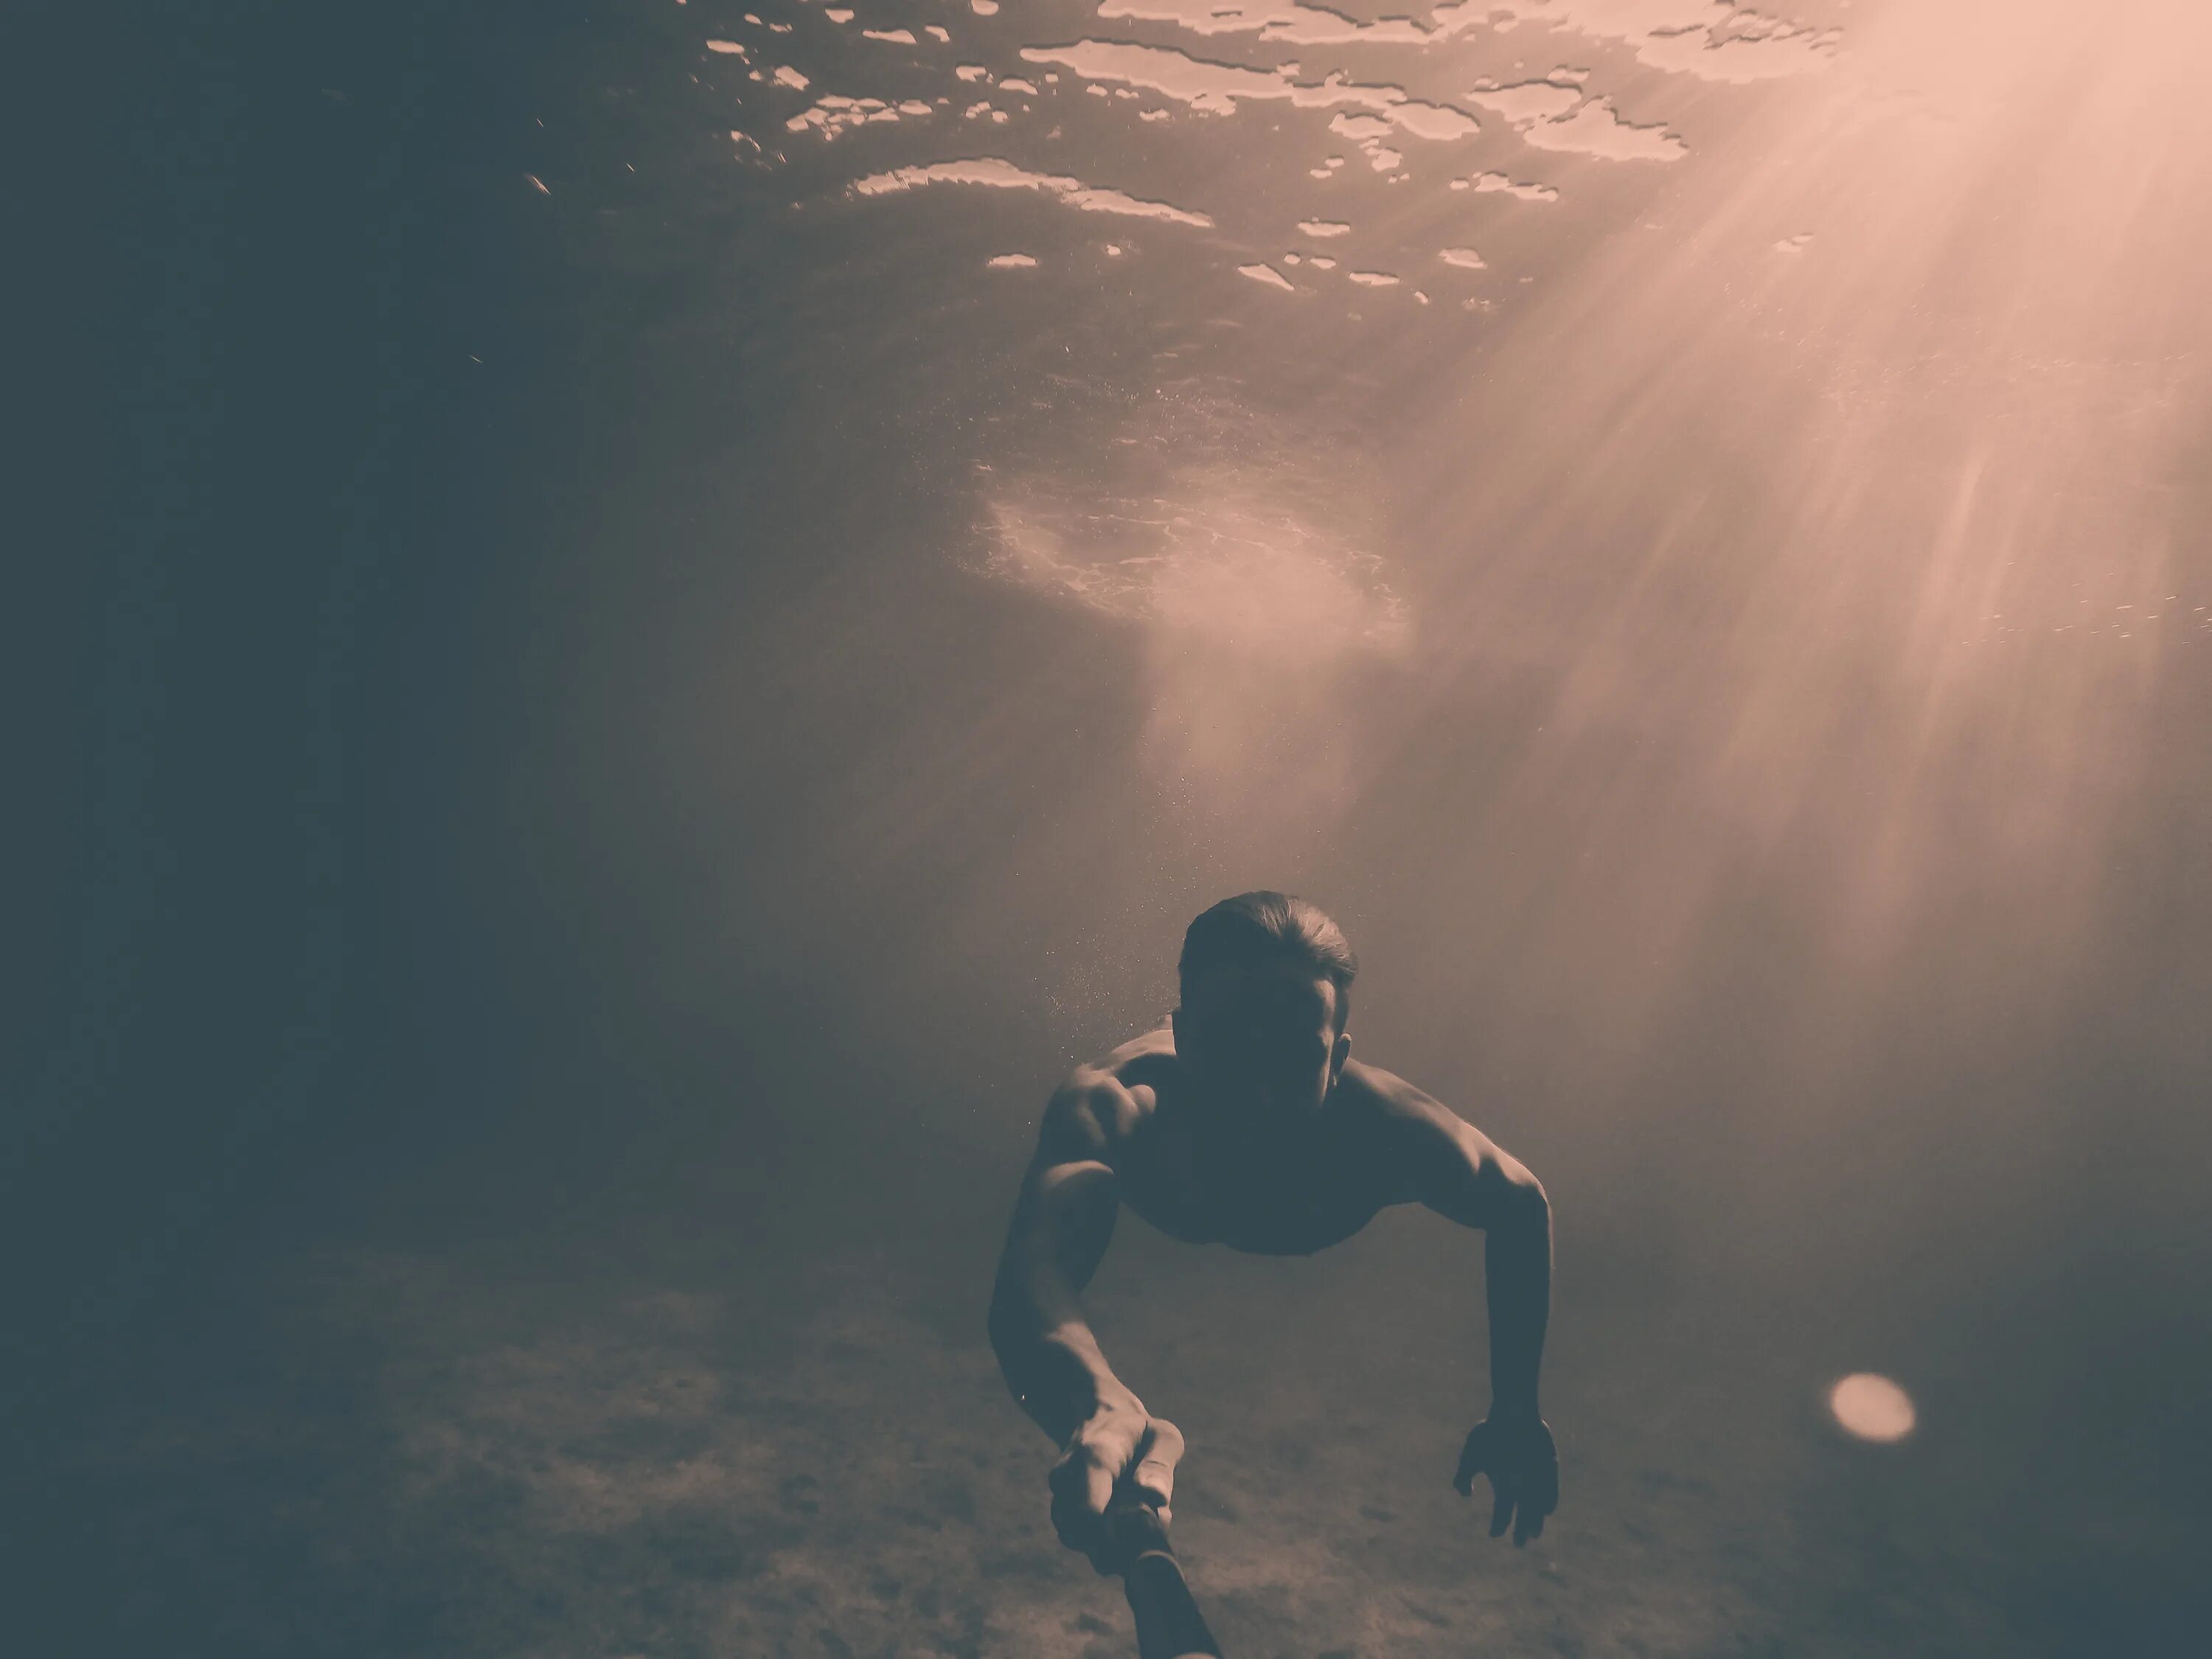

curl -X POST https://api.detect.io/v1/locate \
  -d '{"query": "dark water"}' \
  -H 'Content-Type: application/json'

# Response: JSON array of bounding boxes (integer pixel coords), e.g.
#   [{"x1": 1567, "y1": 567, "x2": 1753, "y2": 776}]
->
[{"x1": 10, "y1": 0, "x2": 2212, "y2": 1654}]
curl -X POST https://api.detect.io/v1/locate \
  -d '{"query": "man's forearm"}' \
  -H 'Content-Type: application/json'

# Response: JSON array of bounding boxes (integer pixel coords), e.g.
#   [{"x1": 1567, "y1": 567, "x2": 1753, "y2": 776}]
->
[
  {"x1": 1484, "y1": 1185, "x2": 1551, "y2": 1416},
  {"x1": 989, "y1": 1290, "x2": 1135, "y2": 1448}
]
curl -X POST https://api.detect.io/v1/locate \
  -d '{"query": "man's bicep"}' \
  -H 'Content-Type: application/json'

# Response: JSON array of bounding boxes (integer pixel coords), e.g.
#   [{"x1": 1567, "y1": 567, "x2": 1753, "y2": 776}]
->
[{"x1": 999, "y1": 1085, "x2": 1124, "y2": 1293}]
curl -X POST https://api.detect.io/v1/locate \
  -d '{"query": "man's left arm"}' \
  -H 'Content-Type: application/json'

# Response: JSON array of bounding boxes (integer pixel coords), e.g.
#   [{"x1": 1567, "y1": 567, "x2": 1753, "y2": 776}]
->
[{"x1": 1361, "y1": 1065, "x2": 1559, "y2": 1545}]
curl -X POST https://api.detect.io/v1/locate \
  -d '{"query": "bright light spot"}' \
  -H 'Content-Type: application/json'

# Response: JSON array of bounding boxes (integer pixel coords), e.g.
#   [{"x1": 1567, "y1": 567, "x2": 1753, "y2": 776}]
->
[{"x1": 1829, "y1": 1373, "x2": 1916, "y2": 1441}]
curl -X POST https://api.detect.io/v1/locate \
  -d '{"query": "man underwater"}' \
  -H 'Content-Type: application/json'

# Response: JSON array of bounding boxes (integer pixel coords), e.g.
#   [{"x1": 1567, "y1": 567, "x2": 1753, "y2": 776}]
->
[{"x1": 987, "y1": 891, "x2": 1559, "y2": 1571}]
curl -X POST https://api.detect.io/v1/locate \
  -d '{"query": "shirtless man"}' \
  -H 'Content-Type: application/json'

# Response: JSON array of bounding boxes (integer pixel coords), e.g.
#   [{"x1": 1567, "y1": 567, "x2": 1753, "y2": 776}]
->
[{"x1": 987, "y1": 891, "x2": 1559, "y2": 1574}]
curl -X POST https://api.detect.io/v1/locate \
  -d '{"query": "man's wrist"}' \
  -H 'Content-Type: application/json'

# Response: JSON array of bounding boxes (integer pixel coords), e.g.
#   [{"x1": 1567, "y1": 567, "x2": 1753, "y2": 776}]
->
[
  {"x1": 1071, "y1": 1382, "x2": 1144, "y2": 1436},
  {"x1": 1099, "y1": 1382, "x2": 1147, "y2": 1421},
  {"x1": 1487, "y1": 1397, "x2": 1542, "y2": 1424}
]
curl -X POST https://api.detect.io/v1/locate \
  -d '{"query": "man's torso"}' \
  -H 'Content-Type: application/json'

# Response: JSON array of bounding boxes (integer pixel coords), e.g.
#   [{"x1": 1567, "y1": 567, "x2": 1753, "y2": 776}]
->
[{"x1": 1082, "y1": 1025, "x2": 1422, "y2": 1256}]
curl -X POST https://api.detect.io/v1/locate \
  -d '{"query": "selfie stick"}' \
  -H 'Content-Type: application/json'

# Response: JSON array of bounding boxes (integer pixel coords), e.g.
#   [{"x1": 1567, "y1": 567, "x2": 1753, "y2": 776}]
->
[{"x1": 1105, "y1": 1490, "x2": 1223, "y2": 1659}]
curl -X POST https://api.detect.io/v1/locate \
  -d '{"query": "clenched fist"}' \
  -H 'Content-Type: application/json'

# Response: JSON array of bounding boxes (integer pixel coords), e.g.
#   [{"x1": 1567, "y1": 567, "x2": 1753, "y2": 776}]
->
[{"x1": 1048, "y1": 1394, "x2": 1185, "y2": 1573}]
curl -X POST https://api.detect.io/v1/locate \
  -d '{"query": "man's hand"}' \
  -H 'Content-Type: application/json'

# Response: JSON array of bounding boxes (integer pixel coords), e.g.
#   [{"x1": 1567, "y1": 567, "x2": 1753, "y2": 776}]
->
[
  {"x1": 1048, "y1": 1392, "x2": 1185, "y2": 1574},
  {"x1": 1453, "y1": 1411, "x2": 1558, "y2": 1545}
]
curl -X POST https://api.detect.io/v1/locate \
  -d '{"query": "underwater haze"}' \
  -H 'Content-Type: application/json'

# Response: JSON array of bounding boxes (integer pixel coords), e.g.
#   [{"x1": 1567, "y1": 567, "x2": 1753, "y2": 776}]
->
[{"x1": 8, "y1": 0, "x2": 2211, "y2": 1655}]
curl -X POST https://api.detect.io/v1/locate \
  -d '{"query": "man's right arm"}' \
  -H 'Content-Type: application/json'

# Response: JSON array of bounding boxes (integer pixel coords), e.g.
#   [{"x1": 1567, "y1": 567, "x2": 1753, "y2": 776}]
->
[
  {"x1": 986, "y1": 1079, "x2": 1128, "y2": 1443},
  {"x1": 987, "y1": 1077, "x2": 1183, "y2": 1565}
]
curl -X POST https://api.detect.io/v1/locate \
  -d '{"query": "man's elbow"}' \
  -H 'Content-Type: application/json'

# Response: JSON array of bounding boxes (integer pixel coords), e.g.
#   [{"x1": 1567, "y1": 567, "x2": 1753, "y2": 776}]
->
[
  {"x1": 1504, "y1": 1166, "x2": 1550, "y2": 1231},
  {"x1": 986, "y1": 1270, "x2": 1037, "y2": 1357},
  {"x1": 985, "y1": 1275, "x2": 1016, "y2": 1347},
  {"x1": 986, "y1": 1294, "x2": 1019, "y2": 1356}
]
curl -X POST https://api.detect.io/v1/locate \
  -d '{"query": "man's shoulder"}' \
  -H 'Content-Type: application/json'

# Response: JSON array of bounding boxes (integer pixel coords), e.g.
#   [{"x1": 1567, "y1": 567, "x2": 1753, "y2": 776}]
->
[
  {"x1": 1321, "y1": 1060, "x2": 1460, "y2": 1208},
  {"x1": 1339, "y1": 1057, "x2": 1458, "y2": 1130},
  {"x1": 1042, "y1": 1025, "x2": 1176, "y2": 1152},
  {"x1": 1340, "y1": 1059, "x2": 1545, "y2": 1197}
]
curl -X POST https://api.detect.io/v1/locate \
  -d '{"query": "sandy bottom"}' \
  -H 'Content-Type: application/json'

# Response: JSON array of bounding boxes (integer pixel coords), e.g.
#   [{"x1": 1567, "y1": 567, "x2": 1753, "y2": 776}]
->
[{"x1": 32, "y1": 1183, "x2": 2197, "y2": 1659}]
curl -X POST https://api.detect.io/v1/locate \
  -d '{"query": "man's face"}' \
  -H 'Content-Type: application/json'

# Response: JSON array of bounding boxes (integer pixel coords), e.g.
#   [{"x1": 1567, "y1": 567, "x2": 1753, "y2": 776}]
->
[{"x1": 1172, "y1": 961, "x2": 1350, "y2": 1126}]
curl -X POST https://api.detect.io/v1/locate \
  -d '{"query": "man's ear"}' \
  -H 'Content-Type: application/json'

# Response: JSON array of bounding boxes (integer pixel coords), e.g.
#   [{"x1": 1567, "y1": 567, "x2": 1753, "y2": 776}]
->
[{"x1": 1331, "y1": 1029, "x2": 1352, "y2": 1079}]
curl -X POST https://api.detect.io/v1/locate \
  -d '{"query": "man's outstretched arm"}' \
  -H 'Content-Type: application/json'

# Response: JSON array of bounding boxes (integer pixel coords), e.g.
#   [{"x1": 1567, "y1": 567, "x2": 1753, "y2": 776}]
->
[
  {"x1": 1360, "y1": 1064, "x2": 1558, "y2": 1544},
  {"x1": 987, "y1": 1079, "x2": 1184, "y2": 1570}
]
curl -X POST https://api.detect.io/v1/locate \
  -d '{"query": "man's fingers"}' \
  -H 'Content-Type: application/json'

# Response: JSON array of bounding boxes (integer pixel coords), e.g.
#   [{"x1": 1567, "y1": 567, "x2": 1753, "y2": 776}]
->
[
  {"x1": 1051, "y1": 1494, "x2": 1094, "y2": 1554},
  {"x1": 1132, "y1": 1419, "x2": 1183, "y2": 1510},
  {"x1": 1141, "y1": 1416, "x2": 1186, "y2": 1465},
  {"x1": 1456, "y1": 1419, "x2": 1559, "y2": 1543},
  {"x1": 1048, "y1": 1443, "x2": 1116, "y2": 1557},
  {"x1": 1453, "y1": 1430, "x2": 1486, "y2": 1496},
  {"x1": 1048, "y1": 1444, "x2": 1105, "y2": 1507},
  {"x1": 1049, "y1": 1415, "x2": 1189, "y2": 1571},
  {"x1": 1084, "y1": 1453, "x2": 1117, "y2": 1520},
  {"x1": 1131, "y1": 1473, "x2": 1176, "y2": 1515},
  {"x1": 1131, "y1": 1459, "x2": 1176, "y2": 1509}
]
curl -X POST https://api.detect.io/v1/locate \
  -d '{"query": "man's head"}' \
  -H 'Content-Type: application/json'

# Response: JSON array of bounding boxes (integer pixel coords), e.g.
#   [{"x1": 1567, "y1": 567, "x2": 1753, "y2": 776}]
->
[{"x1": 1171, "y1": 892, "x2": 1357, "y2": 1123}]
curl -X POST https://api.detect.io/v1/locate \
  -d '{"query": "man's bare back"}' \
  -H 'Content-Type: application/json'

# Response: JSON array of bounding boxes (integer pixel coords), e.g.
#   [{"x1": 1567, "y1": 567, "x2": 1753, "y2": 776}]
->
[{"x1": 987, "y1": 894, "x2": 1560, "y2": 1576}]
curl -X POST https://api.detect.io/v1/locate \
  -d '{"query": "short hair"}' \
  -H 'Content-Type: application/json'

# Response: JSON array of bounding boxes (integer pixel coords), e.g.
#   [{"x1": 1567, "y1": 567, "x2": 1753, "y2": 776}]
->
[{"x1": 1178, "y1": 891, "x2": 1357, "y2": 1027}]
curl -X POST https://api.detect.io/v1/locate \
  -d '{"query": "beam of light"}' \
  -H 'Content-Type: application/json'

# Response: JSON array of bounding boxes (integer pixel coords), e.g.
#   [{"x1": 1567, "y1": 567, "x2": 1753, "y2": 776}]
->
[
  {"x1": 669, "y1": 0, "x2": 2212, "y2": 1091},
  {"x1": 1371, "y1": 0, "x2": 2212, "y2": 1072},
  {"x1": 1829, "y1": 1371, "x2": 1917, "y2": 1441}
]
